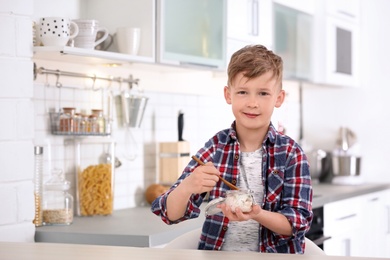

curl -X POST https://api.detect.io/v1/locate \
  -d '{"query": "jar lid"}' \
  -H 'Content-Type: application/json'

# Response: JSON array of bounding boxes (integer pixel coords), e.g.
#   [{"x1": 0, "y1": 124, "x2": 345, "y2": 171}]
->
[
  {"x1": 44, "y1": 168, "x2": 70, "y2": 191},
  {"x1": 204, "y1": 197, "x2": 225, "y2": 216}
]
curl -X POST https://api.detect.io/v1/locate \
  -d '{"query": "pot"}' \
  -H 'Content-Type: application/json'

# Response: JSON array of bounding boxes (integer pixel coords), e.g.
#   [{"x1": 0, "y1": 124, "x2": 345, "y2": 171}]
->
[
  {"x1": 306, "y1": 149, "x2": 330, "y2": 181},
  {"x1": 332, "y1": 155, "x2": 361, "y2": 176}
]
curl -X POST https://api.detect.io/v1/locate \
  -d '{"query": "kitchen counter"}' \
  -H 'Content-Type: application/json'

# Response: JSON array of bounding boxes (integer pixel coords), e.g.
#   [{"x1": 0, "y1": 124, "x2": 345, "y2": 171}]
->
[
  {"x1": 0, "y1": 242, "x2": 390, "y2": 260},
  {"x1": 3, "y1": 242, "x2": 390, "y2": 260},
  {"x1": 35, "y1": 182, "x2": 390, "y2": 248}
]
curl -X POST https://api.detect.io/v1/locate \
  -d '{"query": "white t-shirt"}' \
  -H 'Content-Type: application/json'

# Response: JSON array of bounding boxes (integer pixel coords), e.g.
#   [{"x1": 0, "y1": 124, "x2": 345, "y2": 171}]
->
[{"x1": 221, "y1": 149, "x2": 264, "y2": 251}]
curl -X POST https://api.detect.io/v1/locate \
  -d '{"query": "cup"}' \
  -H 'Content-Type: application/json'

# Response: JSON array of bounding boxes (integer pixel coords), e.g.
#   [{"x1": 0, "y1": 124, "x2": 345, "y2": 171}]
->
[
  {"x1": 115, "y1": 27, "x2": 141, "y2": 55},
  {"x1": 39, "y1": 17, "x2": 79, "y2": 47},
  {"x1": 95, "y1": 31, "x2": 114, "y2": 51},
  {"x1": 72, "y1": 19, "x2": 110, "y2": 49}
]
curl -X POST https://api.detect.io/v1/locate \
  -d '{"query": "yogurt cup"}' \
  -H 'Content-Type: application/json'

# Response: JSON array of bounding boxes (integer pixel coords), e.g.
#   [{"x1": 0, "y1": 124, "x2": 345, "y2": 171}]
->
[{"x1": 204, "y1": 190, "x2": 256, "y2": 216}]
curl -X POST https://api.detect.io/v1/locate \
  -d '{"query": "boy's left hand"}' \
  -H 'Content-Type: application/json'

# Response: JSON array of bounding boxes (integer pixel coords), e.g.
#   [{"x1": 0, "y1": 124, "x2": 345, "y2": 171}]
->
[{"x1": 218, "y1": 203, "x2": 262, "y2": 221}]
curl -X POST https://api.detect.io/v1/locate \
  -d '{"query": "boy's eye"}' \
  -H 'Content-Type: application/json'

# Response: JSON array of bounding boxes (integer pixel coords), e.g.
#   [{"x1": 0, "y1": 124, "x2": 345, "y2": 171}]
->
[
  {"x1": 259, "y1": 91, "x2": 269, "y2": 96},
  {"x1": 237, "y1": 91, "x2": 247, "y2": 95}
]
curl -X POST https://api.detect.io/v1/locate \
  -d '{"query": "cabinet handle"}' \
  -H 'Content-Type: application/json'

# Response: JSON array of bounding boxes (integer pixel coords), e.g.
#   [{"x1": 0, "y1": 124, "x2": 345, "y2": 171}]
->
[
  {"x1": 251, "y1": 0, "x2": 259, "y2": 36},
  {"x1": 337, "y1": 10, "x2": 355, "y2": 19},
  {"x1": 336, "y1": 213, "x2": 356, "y2": 221},
  {"x1": 387, "y1": 206, "x2": 390, "y2": 234}
]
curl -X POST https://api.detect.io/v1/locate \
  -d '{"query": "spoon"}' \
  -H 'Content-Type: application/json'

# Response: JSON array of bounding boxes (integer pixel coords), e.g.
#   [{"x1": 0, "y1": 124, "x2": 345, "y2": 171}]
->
[{"x1": 191, "y1": 155, "x2": 239, "y2": 190}]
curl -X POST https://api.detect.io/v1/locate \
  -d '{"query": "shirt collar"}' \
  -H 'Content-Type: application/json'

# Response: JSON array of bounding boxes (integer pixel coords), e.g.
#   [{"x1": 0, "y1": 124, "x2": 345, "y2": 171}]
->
[{"x1": 227, "y1": 121, "x2": 278, "y2": 145}]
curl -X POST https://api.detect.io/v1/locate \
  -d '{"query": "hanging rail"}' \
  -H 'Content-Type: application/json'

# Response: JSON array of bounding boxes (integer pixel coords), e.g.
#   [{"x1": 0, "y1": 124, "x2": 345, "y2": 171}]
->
[{"x1": 33, "y1": 63, "x2": 139, "y2": 89}]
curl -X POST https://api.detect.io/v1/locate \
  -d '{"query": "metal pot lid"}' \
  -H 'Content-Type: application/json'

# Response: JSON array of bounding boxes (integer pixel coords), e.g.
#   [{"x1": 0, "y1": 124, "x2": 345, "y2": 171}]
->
[{"x1": 204, "y1": 197, "x2": 225, "y2": 216}]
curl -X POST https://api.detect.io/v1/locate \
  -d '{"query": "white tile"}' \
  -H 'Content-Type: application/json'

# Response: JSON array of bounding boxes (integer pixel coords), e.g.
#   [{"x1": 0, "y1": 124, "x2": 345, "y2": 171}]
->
[
  {"x1": 0, "y1": 15, "x2": 16, "y2": 56},
  {"x1": 16, "y1": 17, "x2": 33, "y2": 58},
  {"x1": 0, "y1": 222, "x2": 35, "y2": 242},
  {"x1": 0, "y1": 0, "x2": 33, "y2": 15},
  {"x1": 0, "y1": 60, "x2": 33, "y2": 98},
  {"x1": 0, "y1": 141, "x2": 34, "y2": 182},
  {"x1": 17, "y1": 182, "x2": 35, "y2": 222},
  {"x1": 16, "y1": 100, "x2": 34, "y2": 139},
  {"x1": 0, "y1": 185, "x2": 17, "y2": 224},
  {"x1": 0, "y1": 100, "x2": 17, "y2": 140}
]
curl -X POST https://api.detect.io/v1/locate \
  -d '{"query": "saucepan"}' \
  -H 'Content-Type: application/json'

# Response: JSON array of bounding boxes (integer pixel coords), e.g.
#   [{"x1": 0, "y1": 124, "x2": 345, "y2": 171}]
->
[{"x1": 332, "y1": 155, "x2": 361, "y2": 176}]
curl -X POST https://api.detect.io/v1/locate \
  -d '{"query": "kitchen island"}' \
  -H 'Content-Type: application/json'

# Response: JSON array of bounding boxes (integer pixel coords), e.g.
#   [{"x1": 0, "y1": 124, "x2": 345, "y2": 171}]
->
[
  {"x1": 35, "y1": 183, "x2": 390, "y2": 248},
  {"x1": 2, "y1": 241, "x2": 390, "y2": 260}
]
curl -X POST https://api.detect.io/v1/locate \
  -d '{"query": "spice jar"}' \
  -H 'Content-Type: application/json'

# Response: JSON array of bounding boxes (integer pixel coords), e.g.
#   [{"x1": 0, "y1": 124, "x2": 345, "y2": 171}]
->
[
  {"x1": 60, "y1": 107, "x2": 76, "y2": 133},
  {"x1": 91, "y1": 109, "x2": 105, "y2": 133},
  {"x1": 42, "y1": 168, "x2": 73, "y2": 225}
]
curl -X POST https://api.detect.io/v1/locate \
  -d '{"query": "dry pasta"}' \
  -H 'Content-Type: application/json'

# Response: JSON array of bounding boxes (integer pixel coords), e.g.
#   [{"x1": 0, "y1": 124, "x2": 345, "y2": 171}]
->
[{"x1": 78, "y1": 163, "x2": 113, "y2": 216}]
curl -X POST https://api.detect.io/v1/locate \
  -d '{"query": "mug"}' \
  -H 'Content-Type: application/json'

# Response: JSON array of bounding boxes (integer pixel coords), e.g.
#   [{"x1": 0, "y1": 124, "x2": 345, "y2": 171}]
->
[
  {"x1": 39, "y1": 17, "x2": 79, "y2": 47},
  {"x1": 115, "y1": 27, "x2": 141, "y2": 55},
  {"x1": 72, "y1": 19, "x2": 109, "y2": 49},
  {"x1": 95, "y1": 31, "x2": 114, "y2": 51}
]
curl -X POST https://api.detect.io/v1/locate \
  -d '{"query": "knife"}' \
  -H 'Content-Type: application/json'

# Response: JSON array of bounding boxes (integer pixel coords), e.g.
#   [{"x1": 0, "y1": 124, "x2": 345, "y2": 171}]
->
[{"x1": 178, "y1": 110, "x2": 184, "y2": 141}]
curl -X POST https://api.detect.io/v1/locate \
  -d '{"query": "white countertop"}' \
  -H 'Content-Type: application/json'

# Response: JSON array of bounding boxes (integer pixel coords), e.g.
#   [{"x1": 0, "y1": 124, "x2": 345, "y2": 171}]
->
[{"x1": 2, "y1": 242, "x2": 389, "y2": 260}]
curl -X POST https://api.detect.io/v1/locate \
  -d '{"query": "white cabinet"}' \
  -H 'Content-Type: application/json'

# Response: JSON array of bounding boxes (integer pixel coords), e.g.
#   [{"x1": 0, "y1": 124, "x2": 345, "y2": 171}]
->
[
  {"x1": 273, "y1": 2, "x2": 314, "y2": 80},
  {"x1": 157, "y1": 0, "x2": 227, "y2": 69},
  {"x1": 323, "y1": 189, "x2": 390, "y2": 257},
  {"x1": 226, "y1": 0, "x2": 272, "y2": 64},
  {"x1": 360, "y1": 190, "x2": 390, "y2": 258},
  {"x1": 323, "y1": 196, "x2": 363, "y2": 256},
  {"x1": 312, "y1": 0, "x2": 360, "y2": 87},
  {"x1": 80, "y1": 0, "x2": 156, "y2": 64}
]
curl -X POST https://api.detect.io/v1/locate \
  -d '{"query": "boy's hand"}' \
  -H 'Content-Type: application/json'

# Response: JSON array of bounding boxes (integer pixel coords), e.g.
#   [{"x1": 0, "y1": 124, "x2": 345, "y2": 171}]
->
[
  {"x1": 179, "y1": 162, "x2": 220, "y2": 194},
  {"x1": 218, "y1": 203, "x2": 262, "y2": 221}
]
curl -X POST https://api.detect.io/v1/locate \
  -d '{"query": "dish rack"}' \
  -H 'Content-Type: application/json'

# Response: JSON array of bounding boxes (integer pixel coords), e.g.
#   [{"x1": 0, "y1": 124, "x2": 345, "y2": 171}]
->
[{"x1": 50, "y1": 112, "x2": 111, "y2": 136}]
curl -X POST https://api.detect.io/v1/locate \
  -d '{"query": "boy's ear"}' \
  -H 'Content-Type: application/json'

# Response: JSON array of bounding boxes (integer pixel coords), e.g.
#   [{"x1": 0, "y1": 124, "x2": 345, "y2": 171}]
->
[
  {"x1": 275, "y1": 89, "x2": 285, "y2": 108},
  {"x1": 224, "y1": 86, "x2": 232, "y2": 104}
]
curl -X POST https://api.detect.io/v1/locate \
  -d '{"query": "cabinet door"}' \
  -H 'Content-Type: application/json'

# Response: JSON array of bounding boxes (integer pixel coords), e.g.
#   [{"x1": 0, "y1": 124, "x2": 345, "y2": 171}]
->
[
  {"x1": 325, "y1": 16, "x2": 359, "y2": 87},
  {"x1": 323, "y1": 196, "x2": 363, "y2": 256},
  {"x1": 80, "y1": 0, "x2": 155, "y2": 63},
  {"x1": 273, "y1": 3, "x2": 313, "y2": 80},
  {"x1": 326, "y1": 0, "x2": 360, "y2": 22},
  {"x1": 227, "y1": 0, "x2": 260, "y2": 43},
  {"x1": 157, "y1": 0, "x2": 227, "y2": 69}
]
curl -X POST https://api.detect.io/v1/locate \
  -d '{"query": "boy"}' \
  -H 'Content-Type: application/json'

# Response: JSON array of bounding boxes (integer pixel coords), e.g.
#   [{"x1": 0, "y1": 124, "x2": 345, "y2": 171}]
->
[{"x1": 151, "y1": 44, "x2": 313, "y2": 253}]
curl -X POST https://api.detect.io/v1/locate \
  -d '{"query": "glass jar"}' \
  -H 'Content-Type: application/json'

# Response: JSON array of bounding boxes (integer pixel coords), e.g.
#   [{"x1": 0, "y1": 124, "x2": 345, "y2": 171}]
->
[
  {"x1": 60, "y1": 107, "x2": 76, "y2": 133},
  {"x1": 91, "y1": 109, "x2": 105, "y2": 133},
  {"x1": 74, "y1": 139, "x2": 115, "y2": 216},
  {"x1": 42, "y1": 168, "x2": 73, "y2": 225}
]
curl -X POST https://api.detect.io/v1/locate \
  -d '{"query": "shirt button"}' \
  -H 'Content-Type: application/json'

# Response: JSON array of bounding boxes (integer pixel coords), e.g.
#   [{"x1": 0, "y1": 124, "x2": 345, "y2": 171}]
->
[
  {"x1": 232, "y1": 180, "x2": 237, "y2": 185},
  {"x1": 223, "y1": 226, "x2": 228, "y2": 231},
  {"x1": 234, "y1": 154, "x2": 239, "y2": 160}
]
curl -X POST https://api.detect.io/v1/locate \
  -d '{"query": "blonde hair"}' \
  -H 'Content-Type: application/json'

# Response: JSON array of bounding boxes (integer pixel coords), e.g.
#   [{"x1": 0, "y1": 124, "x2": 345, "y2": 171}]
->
[{"x1": 227, "y1": 45, "x2": 283, "y2": 88}]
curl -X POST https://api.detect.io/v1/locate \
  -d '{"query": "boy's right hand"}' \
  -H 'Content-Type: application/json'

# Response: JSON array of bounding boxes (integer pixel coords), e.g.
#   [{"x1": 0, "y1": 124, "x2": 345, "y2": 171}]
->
[{"x1": 179, "y1": 162, "x2": 220, "y2": 195}]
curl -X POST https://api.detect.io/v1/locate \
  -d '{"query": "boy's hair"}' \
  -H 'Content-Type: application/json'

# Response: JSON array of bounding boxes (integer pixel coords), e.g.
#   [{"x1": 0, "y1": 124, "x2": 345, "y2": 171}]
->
[{"x1": 227, "y1": 44, "x2": 283, "y2": 89}]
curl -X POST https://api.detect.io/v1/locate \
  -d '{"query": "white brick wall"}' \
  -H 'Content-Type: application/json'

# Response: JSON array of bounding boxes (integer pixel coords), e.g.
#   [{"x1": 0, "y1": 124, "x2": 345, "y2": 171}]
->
[{"x1": 0, "y1": 0, "x2": 35, "y2": 242}]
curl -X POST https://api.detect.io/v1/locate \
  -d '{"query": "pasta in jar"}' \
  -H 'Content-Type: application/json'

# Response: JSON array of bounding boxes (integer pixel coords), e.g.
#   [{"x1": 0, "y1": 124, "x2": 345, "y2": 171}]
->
[{"x1": 78, "y1": 163, "x2": 113, "y2": 216}]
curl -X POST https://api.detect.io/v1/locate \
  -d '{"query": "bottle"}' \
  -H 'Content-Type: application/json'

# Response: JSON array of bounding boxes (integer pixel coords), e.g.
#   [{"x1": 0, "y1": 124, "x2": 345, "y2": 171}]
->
[
  {"x1": 42, "y1": 168, "x2": 73, "y2": 225},
  {"x1": 60, "y1": 107, "x2": 76, "y2": 133},
  {"x1": 91, "y1": 109, "x2": 105, "y2": 133},
  {"x1": 33, "y1": 146, "x2": 43, "y2": 227}
]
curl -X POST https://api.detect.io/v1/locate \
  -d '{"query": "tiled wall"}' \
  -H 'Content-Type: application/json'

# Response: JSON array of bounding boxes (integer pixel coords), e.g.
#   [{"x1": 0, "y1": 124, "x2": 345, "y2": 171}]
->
[{"x1": 0, "y1": 0, "x2": 36, "y2": 242}]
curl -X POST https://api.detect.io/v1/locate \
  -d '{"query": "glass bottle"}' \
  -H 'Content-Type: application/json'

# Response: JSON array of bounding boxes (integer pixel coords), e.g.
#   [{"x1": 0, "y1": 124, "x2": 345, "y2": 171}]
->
[
  {"x1": 42, "y1": 168, "x2": 73, "y2": 225},
  {"x1": 33, "y1": 146, "x2": 43, "y2": 227},
  {"x1": 60, "y1": 107, "x2": 76, "y2": 133},
  {"x1": 91, "y1": 109, "x2": 105, "y2": 133}
]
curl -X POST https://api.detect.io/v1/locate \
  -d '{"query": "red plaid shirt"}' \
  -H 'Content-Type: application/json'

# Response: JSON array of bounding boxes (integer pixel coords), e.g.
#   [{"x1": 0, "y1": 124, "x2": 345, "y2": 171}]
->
[{"x1": 151, "y1": 122, "x2": 313, "y2": 253}]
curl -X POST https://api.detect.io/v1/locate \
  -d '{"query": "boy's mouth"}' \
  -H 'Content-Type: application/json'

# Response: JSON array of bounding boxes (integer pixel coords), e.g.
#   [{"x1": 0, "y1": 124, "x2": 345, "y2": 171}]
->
[{"x1": 243, "y1": 112, "x2": 259, "y2": 118}]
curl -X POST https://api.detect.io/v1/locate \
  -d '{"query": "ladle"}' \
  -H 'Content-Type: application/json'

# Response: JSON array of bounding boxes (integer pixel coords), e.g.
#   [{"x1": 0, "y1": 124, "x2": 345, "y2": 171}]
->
[{"x1": 191, "y1": 156, "x2": 239, "y2": 190}]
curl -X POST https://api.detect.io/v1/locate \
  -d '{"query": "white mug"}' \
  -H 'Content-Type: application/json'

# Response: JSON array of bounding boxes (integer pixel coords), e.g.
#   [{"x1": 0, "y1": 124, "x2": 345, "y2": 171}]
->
[
  {"x1": 115, "y1": 27, "x2": 141, "y2": 55},
  {"x1": 72, "y1": 19, "x2": 109, "y2": 49},
  {"x1": 39, "y1": 17, "x2": 79, "y2": 47}
]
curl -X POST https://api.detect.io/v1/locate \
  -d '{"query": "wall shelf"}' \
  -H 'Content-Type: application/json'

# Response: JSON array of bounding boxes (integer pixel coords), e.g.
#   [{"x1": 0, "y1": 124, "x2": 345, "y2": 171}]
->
[{"x1": 33, "y1": 46, "x2": 154, "y2": 66}]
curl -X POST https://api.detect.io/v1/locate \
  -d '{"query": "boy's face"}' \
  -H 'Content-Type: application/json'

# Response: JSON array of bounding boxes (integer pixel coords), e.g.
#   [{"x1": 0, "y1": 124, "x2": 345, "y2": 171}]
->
[{"x1": 224, "y1": 71, "x2": 285, "y2": 133}]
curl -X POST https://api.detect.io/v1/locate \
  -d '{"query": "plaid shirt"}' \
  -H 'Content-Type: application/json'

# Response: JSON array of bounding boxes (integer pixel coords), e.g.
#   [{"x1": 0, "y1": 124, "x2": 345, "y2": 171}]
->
[{"x1": 151, "y1": 122, "x2": 313, "y2": 253}]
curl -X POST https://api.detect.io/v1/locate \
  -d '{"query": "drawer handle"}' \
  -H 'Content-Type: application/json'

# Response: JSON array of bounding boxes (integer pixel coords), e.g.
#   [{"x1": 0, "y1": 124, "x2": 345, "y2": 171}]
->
[{"x1": 336, "y1": 213, "x2": 357, "y2": 221}]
